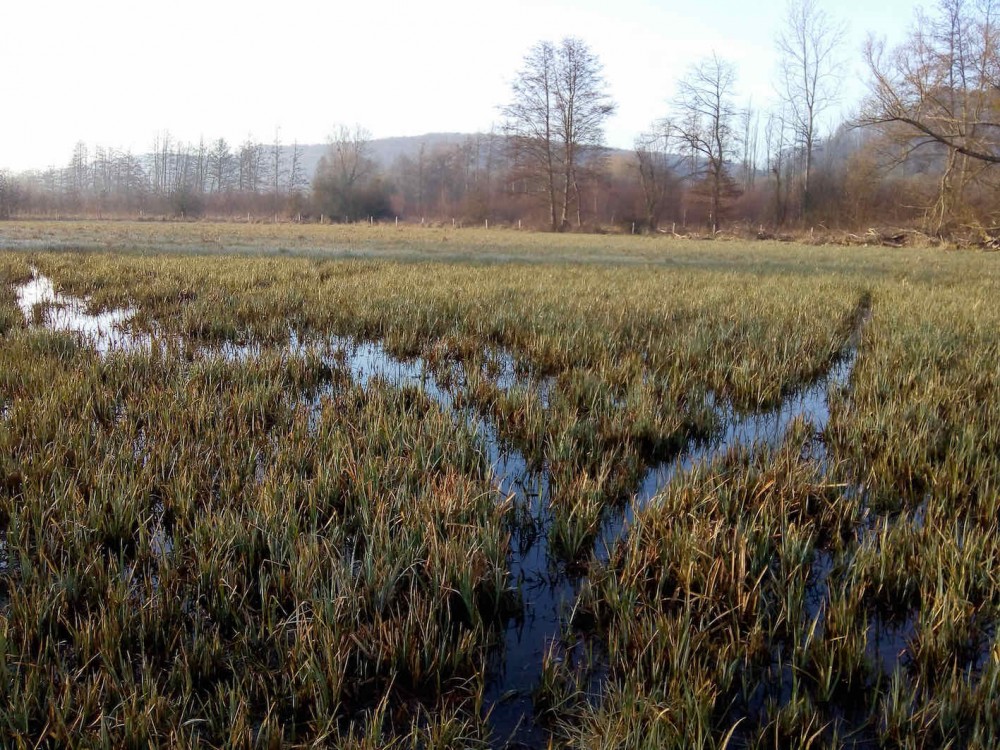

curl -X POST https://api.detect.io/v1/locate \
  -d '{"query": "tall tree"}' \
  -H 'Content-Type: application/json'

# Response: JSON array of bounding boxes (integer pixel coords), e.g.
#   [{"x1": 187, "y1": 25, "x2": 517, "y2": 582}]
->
[
  {"x1": 502, "y1": 37, "x2": 615, "y2": 231},
  {"x1": 776, "y1": 0, "x2": 846, "y2": 218},
  {"x1": 151, "y1": 131, "x2": 175, "y2": 196},
  {"x1": 860, "y1": 0, "x2": 1000, "y2": 231},
  {"x1": 634, "y1": 128, "x2": 683, "y2": 231},
  {"x1": 503, "y1": 41, "x2": 558, "y2": 229},
  {"x1": 313, "y1": 125, "x2": 388, "y2": 222},
  {"x1": 0, "y1": 170, "x2": 13, "y2": 219},
  {"x1": 195, "y1": 138, "x2": 208, "y2": 195},
  {"x1": 270, "y1": 128, "x2": 286, "y2": 214},
  {"x1": 69, "y1": 141, "x2": 89, "y2": 196},
  {"x1": 237, "y1": 138, "x2": 265, "y2": 194},
  {"x1": 765, "y1": 107, "x2": 793, "y2": 226},
  {"x1": 207, "y1": 138, "x2": 235, "y2": 194},
  {"x1": 288, "y1": 141, "x2": 306, "y2": 196},
  {"x1": 740, "y1": 102, "x2": 761, "y2": 193},
  {"x1": 669, "y1": 53, "x2": 740, "y2": 233}
]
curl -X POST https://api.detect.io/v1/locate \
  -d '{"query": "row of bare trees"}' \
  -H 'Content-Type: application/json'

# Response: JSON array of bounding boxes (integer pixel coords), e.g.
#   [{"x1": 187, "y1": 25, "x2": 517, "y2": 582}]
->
[
  {"x1": 496, "y1": 0, "x2": 1000, "y2": 236},
  {"x1": 8, "y1": 132, "x2": 310, "y2": 219},
  {"x1": 617, "y1": 0, "x2": 846, "y2": 233},
  {"x1": 4, "y1": 0, "x2": 1000, "y2": 235},
  {"x1": 392, "y1": 132, "x2": 504, "y2": 222},
  {"x1": 139, "y1": 132, "x2": 310, "y2": 204}
]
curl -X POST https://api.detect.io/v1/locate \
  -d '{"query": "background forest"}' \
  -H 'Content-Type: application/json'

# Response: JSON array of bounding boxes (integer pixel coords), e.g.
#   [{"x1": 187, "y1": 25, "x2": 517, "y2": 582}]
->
[{"x1": 2, "y1": 0, "x2": 999, "y2": 241}]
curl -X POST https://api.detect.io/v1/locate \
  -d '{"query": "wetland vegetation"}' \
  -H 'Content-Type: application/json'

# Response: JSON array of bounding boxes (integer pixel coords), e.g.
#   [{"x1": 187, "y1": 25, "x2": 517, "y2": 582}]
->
[{"x1": 0, "y1": 222, "x2": 997, "y2": 748}]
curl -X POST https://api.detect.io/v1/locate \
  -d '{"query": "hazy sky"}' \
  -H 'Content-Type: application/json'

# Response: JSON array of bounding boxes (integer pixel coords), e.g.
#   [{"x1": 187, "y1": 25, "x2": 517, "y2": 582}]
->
[{"x1": 2, "y1": 0, "x2": 920, "y2": 172}]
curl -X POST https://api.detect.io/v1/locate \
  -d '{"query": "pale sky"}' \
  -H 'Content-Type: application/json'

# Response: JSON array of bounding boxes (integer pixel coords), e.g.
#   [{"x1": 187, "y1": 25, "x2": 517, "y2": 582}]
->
[{"x1": 1, "y1": 0, "x2": 919, "y2": 172}]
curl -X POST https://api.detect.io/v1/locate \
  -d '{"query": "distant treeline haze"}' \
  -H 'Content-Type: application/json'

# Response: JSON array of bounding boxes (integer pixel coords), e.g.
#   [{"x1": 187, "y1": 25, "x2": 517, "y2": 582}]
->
[{"x1": 1, "y1": 0, "x2": 998, "y2": 237}]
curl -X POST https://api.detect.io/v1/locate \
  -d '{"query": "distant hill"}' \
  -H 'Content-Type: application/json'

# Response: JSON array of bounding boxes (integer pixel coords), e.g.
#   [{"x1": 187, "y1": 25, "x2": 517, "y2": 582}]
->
[
  {"x1": 368, "y1": 133, "x2": 478, "y2": 166},
  {"x1": 299, "y1": 133, "x2": 635, "y2": 180},
  {"x1": 297, "y1": 133, "x2": 485, "y2": 179}
]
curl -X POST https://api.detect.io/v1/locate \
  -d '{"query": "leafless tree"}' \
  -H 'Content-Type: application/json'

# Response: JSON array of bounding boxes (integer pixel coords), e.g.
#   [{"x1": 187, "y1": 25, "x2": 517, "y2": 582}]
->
[
  {"x1": 502, "y1": 37, "x2": 615, "y2": 231},
  {"x1": 194, "y1": 138, "x2": 207, "y2": 195},
  {"x1": 270, "y1": 128, "x2": 286, "y2": 214},
  {"x1": 670, "y1": 53, "x2": 740, "y2": 233},
  {"x1": 464, "y1": 129, "x2": 501, "y2": 221},
  {"x1": 238, "y1": 138, "x2": 265, "y2": 194},
  {"x1": 172, "y1": 144, "x2": 193, "y2": 195},
  {"x1": 69, "y1": 142, "x2": 89, "y2": 197},
  {"x1": 740, "y1": 102, "x2": 762, "y2": 192},
  {"x1": 149, "y1": 131, "x2": 178, "y2": 196},
  {"x1": 776, "y1": 0, "x2": 846, "y2": 217},
  {"x1": 0, "y1": 170, "x2": 13, "y2": 219},
  {"x1": 288, "y1": 140, "x2": 306, "y2": 196},
  {"x1": 503, "y1": 41, "x2": 558, "y2": 229},
  {"x1": 765, "y1": 107, "x2": 794, "y2": 225},
  {"x1": 208, "y1": 138, "x2": 235, "y2": 194},
  {"x1": 313, "y1": 124, "x2": 389, "y2": 221},
  {"x1": 859, "y1": 0, "x2": 1000, "y2": 231},
  {"x1": 634, "y1": 127, "x2": 683, "y2": 231}
]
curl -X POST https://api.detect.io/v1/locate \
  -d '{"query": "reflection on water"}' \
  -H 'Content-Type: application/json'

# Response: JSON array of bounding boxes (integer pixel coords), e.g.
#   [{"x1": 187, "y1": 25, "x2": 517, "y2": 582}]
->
[
  {"x1": 12, "y1": 270, "x2": 883, "y2": 747},
  {"x1": 15, "y1": 272, "x2": 147, "y2": 354}
]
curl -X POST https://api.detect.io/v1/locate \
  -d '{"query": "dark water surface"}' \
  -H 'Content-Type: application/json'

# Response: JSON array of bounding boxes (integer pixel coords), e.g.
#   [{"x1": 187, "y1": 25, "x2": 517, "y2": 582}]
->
[{"x1": 15, "y1": 271, "x2": 888, "y2": 747}]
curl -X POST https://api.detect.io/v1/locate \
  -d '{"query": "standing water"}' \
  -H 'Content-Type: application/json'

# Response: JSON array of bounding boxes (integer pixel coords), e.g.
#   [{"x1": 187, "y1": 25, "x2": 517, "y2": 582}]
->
[
  {"x1": 15, "y1": 272, "x2": 144, "y2": 354},
  {"x1": 11, "y1": 270, "x2": 872, "y2": 747}
]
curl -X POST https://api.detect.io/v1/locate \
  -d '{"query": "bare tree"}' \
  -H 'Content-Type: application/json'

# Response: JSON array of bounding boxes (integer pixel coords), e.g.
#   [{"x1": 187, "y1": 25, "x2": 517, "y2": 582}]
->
[
  {"x1": 860, "y1": 0, "x2": 1000, "y2": 231},
  {"x1": 208, "y1": 138, "x2": 235, "y2": 194},
  {"x1": 70, "y1": 141, "x2": 89, "y2": 197},
  {"x1": 765, "y1": 107, "x2": 794, "y2": 225},
  {"x1": 0, "y1": 170, "x2": 13, "y2": 219},
  {"x1": 503, "y1": 41, "x2": 559, "y2": 229},
  {"x1": 670, "y1": 53, "x2": 740, "y2": 233},
  {"x1": 776, "y1": 0, "x2": 847, "y2": 217},
  {"x1": 288, "y1": 141, "x2": 307, "y2": 197},
  {"x1": 634, "y1": 127, "x2": 683, "y2": 231},
  {"x1": 194, "y1": 138, "x2": 207, "y2": 195},
  {"x1": 740, "y1": 101, "x2": 762, "y2": 192},
  {"x1": 172, "y1": 143, "x2": 193, "y2": 196},
  {"x1": 502, "y1": 37, "x2": 615, "y2": 231},
  {"x1": 313, "y1": 124, "x2": 389, "y2": 221},
  {"x1": 150, "y1": 131, "x2": 176, "y2": 196},
  {"x1": 554, "y1": 38, "x2": 616, "y2": 229},
  {"x1": 238, "y1": 138, "x2": 265, "y2": 194},
  {"x1": 270, "y1": 128, "x2": 286, "y2": 215},
  {"x1": 464, "y1": 129, "x2": 501, "y2": 221}
]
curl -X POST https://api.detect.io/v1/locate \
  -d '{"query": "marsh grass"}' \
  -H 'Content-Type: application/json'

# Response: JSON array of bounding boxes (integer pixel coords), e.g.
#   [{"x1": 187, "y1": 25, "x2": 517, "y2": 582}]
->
[
  {"x1": 552, "y1": 274, "x2": 999, "y2": 746},
  {"x1": 0, "y1": 330, "x2": 509, "y2": 745},
  {"x1": 0, "y1": 231, "x2": 997, "y2": 747}
]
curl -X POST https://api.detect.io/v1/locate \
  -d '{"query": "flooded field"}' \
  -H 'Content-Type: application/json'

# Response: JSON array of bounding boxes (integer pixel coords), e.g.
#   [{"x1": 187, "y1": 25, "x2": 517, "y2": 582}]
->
[{"x1": 0, "y1": 231, "x2": 997, "y2": 747}]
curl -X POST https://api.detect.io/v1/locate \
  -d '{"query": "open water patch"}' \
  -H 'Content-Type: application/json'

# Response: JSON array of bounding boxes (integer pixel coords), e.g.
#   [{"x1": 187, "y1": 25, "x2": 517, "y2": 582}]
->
[
  {"x1": 10, "y1": 270, "x2": 889, "y2": 747},
  {"x1": 598, "y1": 336, "x2": 866, "y2": 558},
  {"x1": 15, "y1": 271, "x2": 147, "y2": 354}
]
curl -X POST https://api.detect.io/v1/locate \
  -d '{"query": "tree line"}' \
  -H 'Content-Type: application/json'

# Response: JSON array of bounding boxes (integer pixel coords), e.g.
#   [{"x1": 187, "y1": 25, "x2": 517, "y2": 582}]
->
[
  {"x1": 3, "y1": 0, "x2": 999, "y2": 238},
  {"x1": 2, "y1": 132, "x2": 311, "y2": 219}
]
